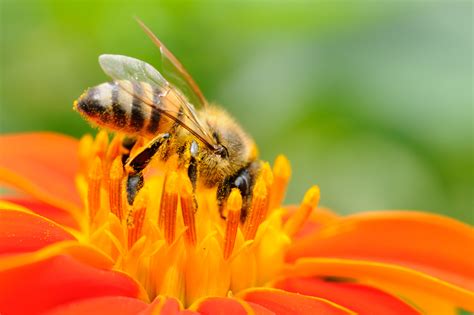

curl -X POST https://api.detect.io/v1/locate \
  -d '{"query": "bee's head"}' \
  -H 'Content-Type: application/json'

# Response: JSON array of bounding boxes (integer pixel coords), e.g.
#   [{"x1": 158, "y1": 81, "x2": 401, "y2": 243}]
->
[
  {"x1": 206, "y1": 112, "x2": 249, "y2": 163},
  {"x1": 197, "y1": 106, "x2": 257, "y2": 186},
  {"x1": 213, "y1": 143, "x2": 229, "y2": 159}
]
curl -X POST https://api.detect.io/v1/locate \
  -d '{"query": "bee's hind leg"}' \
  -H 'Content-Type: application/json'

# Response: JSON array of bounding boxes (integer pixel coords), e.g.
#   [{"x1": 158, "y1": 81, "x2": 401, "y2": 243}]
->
[{"x1": 124, "y1": 133, "x2": 170, "y2": 205}]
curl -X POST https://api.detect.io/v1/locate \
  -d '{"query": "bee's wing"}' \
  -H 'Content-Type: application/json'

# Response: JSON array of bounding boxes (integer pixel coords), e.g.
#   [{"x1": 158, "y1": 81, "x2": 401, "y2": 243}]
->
[
  {"x1": 136, "y1": 19, "x2": 208, "y2": 110},
  {"x1": 99, "y1": 54, "x2": 168, "y2": 88},
  {"x1": 99, "y1": 54, "x2": 216, "y2": 148}
]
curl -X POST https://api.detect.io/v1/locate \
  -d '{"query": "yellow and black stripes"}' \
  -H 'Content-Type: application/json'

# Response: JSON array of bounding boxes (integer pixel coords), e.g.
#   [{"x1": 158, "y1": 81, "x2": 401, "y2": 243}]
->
[
  {"x1": 76, "y1": 80, "x2": 185, "y2": 137},
  {"x1": 147, "y1": 87, "x2": 162, "y2": 134},
  {"x1": 130, "y1": 81, "x2": 145, "y2": 132},
  {"x1": 110, "y1": 82, "x2": 127, "y2": 128},
  {"x1": 75, "y1": 86, "x2": 107, "y2": 120}
]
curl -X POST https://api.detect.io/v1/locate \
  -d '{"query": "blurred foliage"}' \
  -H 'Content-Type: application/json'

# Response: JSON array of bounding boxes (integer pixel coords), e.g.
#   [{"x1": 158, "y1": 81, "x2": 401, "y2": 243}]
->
[{"x1": 1, "y1": 0, "x2": 472, "y2": 223}]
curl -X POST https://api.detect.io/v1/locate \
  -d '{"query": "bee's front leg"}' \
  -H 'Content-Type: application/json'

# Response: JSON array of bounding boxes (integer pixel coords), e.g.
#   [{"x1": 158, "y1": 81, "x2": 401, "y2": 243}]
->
[
  {"x1": 181, "y1": 140, "x2": 200, "y2": 211},
  {"x1": 124, "y1": 133, "x2": 170, "y2": 205},
  {"x1": 187, "y1": 140, "x2": 199, "y2": 190}
]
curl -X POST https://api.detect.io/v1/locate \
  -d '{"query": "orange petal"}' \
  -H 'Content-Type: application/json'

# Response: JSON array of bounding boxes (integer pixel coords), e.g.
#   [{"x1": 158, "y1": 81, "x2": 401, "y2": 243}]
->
[
  {"x1": 273, "y1": 277, "x2": 419, "y2": 314},
  {"x1": 247, "y1": 302, "x2": 275, "y2": 315},
  {"x1": 0, "y1": 240, "x2": 115, "y2": 272},
  {"x1": 0, "y1": 132, "x2": 82, "y2": 212},
  {"x1": 0, "y1": 254, "x2": 142, "y2": 315},
  {"x1": 286, "y1": 257, "x2": 474, "y2": 311},
  {"x1": 238, "y1": 287, "x2": 355, "y2": 314},
  {"x1": 42, "y1": 296, "x2": 147, "y2": 315},
  {"x1": 192, "y1": 297, "x2": 247, "y2": 315},
  {"x1": 191, "y1": 297, "x2": 273, "y2": 315},
  {"x1": 1, "y1": 197, "x2": 79, "y2": 229},
  {"x1": 286, "y1": 211, "x2": 474, "y2": 290},
  {"x1": 140, "y1": 296, "x2": 198, "y2": 315},
  {"x1": 374, "y1": 281, "x2": 459, "y2": 315},
  {"x1": 0, "y1": 208, "x2": 75, "y2": 255}
]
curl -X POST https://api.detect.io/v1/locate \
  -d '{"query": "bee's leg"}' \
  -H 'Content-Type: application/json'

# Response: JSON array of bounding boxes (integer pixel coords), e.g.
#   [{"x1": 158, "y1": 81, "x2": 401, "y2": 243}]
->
[
  {"x1": 121, "y1": 136, "x2": 138, "y2": 165},
  {"x1": 184, "y1": 140, "x2": 199, "y2": 210},
  {"x1": 126, "y1": 173, "x2": 144, "y2": 205},
  {"x1": 216, "y1": 177, "x2": 233, "y2": 219},
  {"x1": 125, "y1": 133, "x2": 170, "y2": 205},
  {"x1": 187, "y1": 140, "x2": 199, "y2": 190}
]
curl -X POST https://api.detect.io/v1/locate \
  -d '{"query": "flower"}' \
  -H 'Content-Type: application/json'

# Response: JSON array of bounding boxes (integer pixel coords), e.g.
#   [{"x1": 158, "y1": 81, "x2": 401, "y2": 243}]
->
[{"x1": 0, "y1": 131, "x2": 473, "y2": 315}]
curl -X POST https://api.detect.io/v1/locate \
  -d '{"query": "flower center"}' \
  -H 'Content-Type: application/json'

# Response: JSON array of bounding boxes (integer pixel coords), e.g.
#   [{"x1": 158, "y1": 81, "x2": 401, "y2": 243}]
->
[{"x1": 76, "y1": 131, "x2": 318, "y2": 306}]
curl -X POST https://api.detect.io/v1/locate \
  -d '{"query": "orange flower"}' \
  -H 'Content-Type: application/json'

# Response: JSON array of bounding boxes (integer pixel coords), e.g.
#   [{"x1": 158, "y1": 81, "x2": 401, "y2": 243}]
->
[{"x1": 0, "y1": 132, "x2": 473, "y2": 315}]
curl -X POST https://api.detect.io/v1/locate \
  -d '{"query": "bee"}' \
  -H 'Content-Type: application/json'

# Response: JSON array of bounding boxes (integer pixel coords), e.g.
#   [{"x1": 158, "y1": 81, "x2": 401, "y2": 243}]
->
[{"x1": 74, "y1": 21, "x2": 260, "y2": 220}]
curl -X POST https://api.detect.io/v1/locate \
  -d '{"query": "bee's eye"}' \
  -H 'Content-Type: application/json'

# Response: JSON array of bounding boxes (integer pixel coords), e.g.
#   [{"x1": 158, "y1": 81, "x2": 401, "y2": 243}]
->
[
  {"x1": 215, "y1": 145, "x2": 229, "y2": 159},
  {"x1": 234, "y1": 172, "x2": 250, "y2": 196}
]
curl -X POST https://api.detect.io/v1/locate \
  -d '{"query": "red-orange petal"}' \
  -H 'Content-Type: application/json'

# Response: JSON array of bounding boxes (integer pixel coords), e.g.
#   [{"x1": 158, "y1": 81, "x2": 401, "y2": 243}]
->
[
  {"x1": 1, "y1": 197, "x2": 79, "y2": 229},
  {"x1": 274, "y1": 277, "x2": 419, "y2": 315},
  {"x1": 0, "y1": 254, "x2": 141, "y2": 315},
  {"x1": 286, "y1": 211, "x2": 474, "y2": 290},
  {"x1": 239, "y1": 288, "x2": 355, "y2": 314},
  {"x1": 0, "y1": 132, "x2": 82, "y2": 212},
  {"x1": 140, "y1": 296, "x2": 198, "y2": 315},
  {"x1": 247, "y1": 302, "x2": 275, "y2": 315},
  {"x1": 156, "y1": 298, "x2": 184, "y2": 315},
  {"x1": 193, "y1": 297, "x2": 248, "y2": 315},
  {"x1": 191, "y1": 297, "x2": 275, "y2": 315},
  {"x1": 0, "y1": 208, "x2": 75, "y2": 255},
  {"x1": 283, "y1": 206, "x2": 339, "y2": 239},
  {"x1": 286, "y1": 257, "x2": 474, "y2": 311},
  {"x1": 42, "y1": 296, "x2": 147, "y2": 315}
]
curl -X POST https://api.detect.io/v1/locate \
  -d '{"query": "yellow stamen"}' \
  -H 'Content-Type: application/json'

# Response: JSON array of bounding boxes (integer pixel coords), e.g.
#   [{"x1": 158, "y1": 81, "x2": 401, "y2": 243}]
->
[
  {"x1": 78, "y1": 134, "x2": 94, "y2": 172},
  {"x1": 106, "y1": 135, "x2": 123, "y2": 162},
  {"x1": 179, "y1": 174, "x2": 197, "y2": 247},
  {"x1": 77, "y1": 132, "x2": 303, "y2": 304},
  {"x1": 160, "y1": 264, "x2": 185, "y2": 301},
  {"x1": 109, "y1": 157, "x2": 125, "y2": 222},
  {"x1": 268, "y1": 155, "x2": 291, "y2": 211},
  {"x1": 243, "y1": 176, "x2": 268, "y2": 240},
  {"x1": 103, "y1": 135, "x2": 123, "y2": 182},
  {"x1": 159, "y1": 171, "x2": 179, "y2": 245},
  {"x1": 260, "y1": 162, "x2": 273, "y2": 217},
  {"x1": 284, "y1": 185, "x2": 320, "y2": 237},
  {"x1": 223, "y1": 188, "x2": 243, "y2": 260},
  {"x1": 261, "y1": 162, "x2": 274, "y2": 189},
  {"x1": 128, "y1": 187, "x2": 148, "y2": 248},
  {"x1": 87, "y1": 156, "x2": 103, "y2": 224},
  {"x1": 93, "y1": 130, "x2": 109, "y2": 160}
]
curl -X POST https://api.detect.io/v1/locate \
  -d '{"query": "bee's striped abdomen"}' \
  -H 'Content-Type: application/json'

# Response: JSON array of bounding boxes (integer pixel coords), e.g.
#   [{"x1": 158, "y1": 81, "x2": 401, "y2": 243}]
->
[
  {"x1": 75, "y1": 80, "x2": 177, "y2": 137},
  {"x1": 110, "y1": 82, "x2": 127, "y2": 128},
  {"x1": 130, "y1": 81, "x2": 145, "y2": 132},
  {"x1": 147, "y1": 88, "x2": 162, "y2": 134}
]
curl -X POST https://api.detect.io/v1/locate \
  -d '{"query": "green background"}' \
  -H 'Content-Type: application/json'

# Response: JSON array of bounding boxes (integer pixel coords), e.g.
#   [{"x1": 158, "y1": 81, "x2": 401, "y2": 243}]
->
[{"x1": 1, "y1": 1, "x2": 472, "y2": 224}]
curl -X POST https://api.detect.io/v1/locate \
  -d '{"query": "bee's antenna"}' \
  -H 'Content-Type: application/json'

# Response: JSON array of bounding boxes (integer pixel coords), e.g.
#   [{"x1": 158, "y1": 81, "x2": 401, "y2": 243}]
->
[{"x1": 135, "y1": 17, "x2": 207, "y2": 108}]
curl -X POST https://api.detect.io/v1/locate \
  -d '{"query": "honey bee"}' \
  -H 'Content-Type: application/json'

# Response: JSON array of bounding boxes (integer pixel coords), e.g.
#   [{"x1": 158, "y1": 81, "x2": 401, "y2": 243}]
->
[{"x1": 74, "y1": 21, "x2": 260, "y2": 220}]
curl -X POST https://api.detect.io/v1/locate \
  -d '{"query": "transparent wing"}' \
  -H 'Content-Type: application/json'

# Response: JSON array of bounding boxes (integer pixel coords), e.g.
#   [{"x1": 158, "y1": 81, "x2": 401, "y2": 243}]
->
[
  {"x1": 99, "y1": 54, "x2": 216, "y2": 148},
  {"x1": 136, "y1": 19, "x2": 208, "y2": 109},
  {"x1": 99, "y1": 54, "x2": 168, "y2": 88}
]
